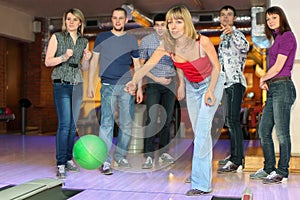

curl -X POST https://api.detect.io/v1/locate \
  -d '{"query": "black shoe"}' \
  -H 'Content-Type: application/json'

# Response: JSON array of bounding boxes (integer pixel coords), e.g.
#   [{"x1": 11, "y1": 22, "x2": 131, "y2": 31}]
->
[
  {"x1": 217, "y1": 161, "x2": 243, "y2": 173},
  {"x1": 186, "y1": 189, "x2": 210, "y2": 196}
]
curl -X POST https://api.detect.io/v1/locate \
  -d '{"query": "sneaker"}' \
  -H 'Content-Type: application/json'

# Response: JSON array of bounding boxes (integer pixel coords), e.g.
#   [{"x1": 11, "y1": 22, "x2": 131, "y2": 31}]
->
[
  {"x1": 56, "y1": 165, "x2": 66, "y2": 179},
  {"x1": 218, "y1": 155, "x2": 231, "y2": 165},
  {"x1": 114, "y1": 158, "x2": 131, "y2": 168},
  {"x1": 249, "y1": 168, "x2": 269, "y2": 179},
  {"x1": 263, "y1": 171, "x2": 288, "y2": 184},
  {"x1": 142, "y1": 157, "x2": 153, "y2": 169},
  {"x1": 186, "y1": 189, "x2": 210, "y2": 196},
  {"x1": 219, "y1": 156, "x2": 245, "y2": 168},
  {"x1": 101, "y1": 162, "x2": 113, "y2": 175},
  {"x1": 66, "y1": 160, "x2": 80, "y2": 172},
  {"x1": 217, "y1": 161, "x2": 243, "y2": 173},
  {"x1": 185, "y1": 176, "x2": 191, "y2": 183},
  {"x1": 159, "y1": 153, "x2": 175, "y2": 164}
]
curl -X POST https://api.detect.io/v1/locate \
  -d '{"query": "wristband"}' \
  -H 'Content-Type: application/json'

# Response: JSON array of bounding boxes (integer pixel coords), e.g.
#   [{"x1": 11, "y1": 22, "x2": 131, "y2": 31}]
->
[{"x1": 61, "y1": 55, "x2": 65, "y2": 62}]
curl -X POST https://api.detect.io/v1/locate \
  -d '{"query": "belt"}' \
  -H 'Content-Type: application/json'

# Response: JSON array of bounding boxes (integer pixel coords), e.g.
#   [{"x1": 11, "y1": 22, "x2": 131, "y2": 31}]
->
[
  {"x1": 69, "y1": 63, "x2": 78, "y2": 68},
  {"x1": 53, "y1": 79, "x2": 78, "y2": 85},
  {"x1": 56, "y1": 63, "x2": 78, "y2": 68},
  {"x1": 267, "y1": 76, "x2": 291, "y2": 85}
]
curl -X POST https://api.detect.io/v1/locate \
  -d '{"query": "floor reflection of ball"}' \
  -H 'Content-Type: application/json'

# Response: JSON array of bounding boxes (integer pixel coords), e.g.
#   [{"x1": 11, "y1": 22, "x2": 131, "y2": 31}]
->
[{"x1": 73, "y1": 135, "x2": 108, "y2": 170}]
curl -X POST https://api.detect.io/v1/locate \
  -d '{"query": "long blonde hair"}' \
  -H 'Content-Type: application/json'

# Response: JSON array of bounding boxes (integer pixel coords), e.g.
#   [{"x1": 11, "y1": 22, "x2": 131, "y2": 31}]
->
[
  {"x1": 62, "y1": 8, "x2": 85, "y2": 35},
  {"x1": 164, "y1": 5, "x2": 198, "y2": 53}
]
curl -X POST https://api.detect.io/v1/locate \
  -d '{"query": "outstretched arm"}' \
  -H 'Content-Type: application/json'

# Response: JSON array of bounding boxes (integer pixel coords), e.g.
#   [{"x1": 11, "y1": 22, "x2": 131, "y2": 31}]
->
[{"x1": 126, "y1": 45, "x2": 167, "y2": 93}]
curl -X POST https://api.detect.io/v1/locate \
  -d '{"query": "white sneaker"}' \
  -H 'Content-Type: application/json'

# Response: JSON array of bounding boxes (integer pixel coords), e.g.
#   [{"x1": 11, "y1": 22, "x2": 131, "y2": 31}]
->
[
  {"x1": 114, "y1": 158, "x2": 131, "y2": 168},
  {"x1": 101, "y1": 162, "x2": 113, "y2": 175},
  {"x1": 142, "y1": 157, "x2": 153, "y2": 169},
  {"x1": 66, "y1": 160, "x2": 79, "y2": 172},
  {"x1": 159, "y1": 153, "x2": 175, "y2": 164},
  {"x1": 56, "y1": 165, "x2": 66, "y2": 179},
  {"x1": 263, "y1": 171, "x2": 288, "y2": 184}
]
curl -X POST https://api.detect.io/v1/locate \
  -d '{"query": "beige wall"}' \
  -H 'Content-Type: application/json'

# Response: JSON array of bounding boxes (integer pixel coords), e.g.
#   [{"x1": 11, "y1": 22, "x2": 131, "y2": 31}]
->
[{"x1": 0, "y1": 5, "x2": 34, "y2": 42}]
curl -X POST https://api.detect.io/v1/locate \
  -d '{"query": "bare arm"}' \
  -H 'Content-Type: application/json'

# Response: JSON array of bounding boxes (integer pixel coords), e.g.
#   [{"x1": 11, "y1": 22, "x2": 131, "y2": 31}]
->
[
  {"x1": 176, "y1": 68, "x2": 185, "y2": 101},
  {"x1": 132, "y1": 46, "x2": 167, "y2": 84},
  {"x1": 261, "y1": 54, "x2": 287, "y2": 81},
  {"x1": 81, "y1": 43, "x2": 92, "y2": 71},
  {"x1": 45, "y1": 34, "x2": 72, "y2": 67},
  {"x1": 87, "y1": 52, "x2": 100, "y2": 98},
  {"x1": 259, "y1": 54, "x2": 287, "y2": 90},
  {"x1": 201, "y1": 35, "x2": 221, "y2": 105},
  {"x1": 133, "y1": 57, "x2": 143, "y2": 104},
  {"x1": 125, "y1": 46, "x2": 167, "y2": 95},
  {"x1": 140, "y1": 58, "x2": 171, "y2": 85}
]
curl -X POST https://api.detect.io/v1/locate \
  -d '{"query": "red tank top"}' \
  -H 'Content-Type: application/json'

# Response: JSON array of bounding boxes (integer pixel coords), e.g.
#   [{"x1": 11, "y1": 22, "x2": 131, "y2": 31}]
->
[{"x1": 172, "y1": 38, "x2": 212, "y2": 82}]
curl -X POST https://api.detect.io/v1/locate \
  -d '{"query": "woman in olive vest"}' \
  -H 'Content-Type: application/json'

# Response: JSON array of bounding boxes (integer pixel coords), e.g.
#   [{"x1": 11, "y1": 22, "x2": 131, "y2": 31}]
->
[{"x1": 45, "y1": 8, "x2": 91, "y2": 178}]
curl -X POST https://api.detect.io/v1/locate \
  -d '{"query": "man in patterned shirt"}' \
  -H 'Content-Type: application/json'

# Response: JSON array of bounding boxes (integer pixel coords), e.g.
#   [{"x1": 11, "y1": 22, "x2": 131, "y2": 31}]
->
[
  {"x1": 217, "y1": 5, "x2": 249, "y2": 173},
  {"x1": 139, "y1": 13, "x2": 177, "y2": 169}
]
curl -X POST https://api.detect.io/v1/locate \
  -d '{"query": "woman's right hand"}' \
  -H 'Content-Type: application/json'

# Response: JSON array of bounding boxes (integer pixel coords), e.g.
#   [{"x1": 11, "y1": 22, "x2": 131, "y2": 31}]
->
[
  {"x1": 125, "y1": 80, "x2": 137, "y2": 95},
  {"x1": 63, "y1": 49, "x2": 73, "y2": 61}
]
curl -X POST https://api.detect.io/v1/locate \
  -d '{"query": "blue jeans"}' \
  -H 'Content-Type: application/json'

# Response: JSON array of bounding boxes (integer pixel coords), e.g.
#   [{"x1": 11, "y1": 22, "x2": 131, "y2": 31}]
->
[
  {"x1": 225, "y1": 83, "x2": 245, "y2": 165},
  {"x1": 144, "y1": 79, "x2": 176, "y2": 158},
  {"x1": 186, "y1": 72, "x2": 225, "y2": 192},
  {"x1": 53, "y1": 82, "x2": 82, "y2": 166},
  {"x1": 100, "y1": 84, "x2": 134, "y2": 163},
  {"x1": 259, "y1": 79, "x2": 296, "y2": 178}
]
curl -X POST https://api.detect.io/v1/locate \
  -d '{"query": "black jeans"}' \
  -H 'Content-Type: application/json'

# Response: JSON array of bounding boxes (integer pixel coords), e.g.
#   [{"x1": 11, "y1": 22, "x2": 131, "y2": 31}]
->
[
  {"x1": 225, "y1": 83, "x2": 245, "y2": 165},
  {"x1": 144, "y1": 80, "x2": 176, "y2": 158}
]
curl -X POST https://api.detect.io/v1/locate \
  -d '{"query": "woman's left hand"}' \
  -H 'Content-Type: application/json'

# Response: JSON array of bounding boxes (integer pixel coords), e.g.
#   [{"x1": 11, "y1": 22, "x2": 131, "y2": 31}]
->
[
  {"x1": 205, "y1": 90, "x2": 216, "y2": 106},
  {"x1": 83, "y1": 49, "x2": 92, "y2": 61}
]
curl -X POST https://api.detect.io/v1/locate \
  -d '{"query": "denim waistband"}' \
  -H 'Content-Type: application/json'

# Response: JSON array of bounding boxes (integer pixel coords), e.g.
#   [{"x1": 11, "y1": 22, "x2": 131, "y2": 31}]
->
[{"x1": 188, "y1": 76, "x2": 211, "y2": 89}]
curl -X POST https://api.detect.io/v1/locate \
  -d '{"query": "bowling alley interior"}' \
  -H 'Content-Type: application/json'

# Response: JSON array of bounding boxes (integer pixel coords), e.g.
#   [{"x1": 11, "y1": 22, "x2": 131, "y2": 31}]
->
[{"x1": 0, "y1": 0, "x2": 300, "y2": 199}]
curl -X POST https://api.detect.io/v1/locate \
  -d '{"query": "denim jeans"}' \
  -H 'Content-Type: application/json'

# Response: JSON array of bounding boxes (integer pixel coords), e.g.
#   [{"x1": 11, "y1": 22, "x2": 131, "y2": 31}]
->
[
  {"x1": 53, "y1": 82, "x2": 83, "y2": 166},
  {"x1": 259, "y1": 79, "x2": 296, "y2": 178},
  {"x1": 225, "y1": 83, "x2": 245, "y2": 165},
  {"x1": 99, "y1": 84, "x2": 134, "y2": 163},
  {"x1": 186, "y1": 72, "x2": 225, "y2": 192},
  {"x1": 144, "y1": 79, "x2": 176, "y2": 158}
]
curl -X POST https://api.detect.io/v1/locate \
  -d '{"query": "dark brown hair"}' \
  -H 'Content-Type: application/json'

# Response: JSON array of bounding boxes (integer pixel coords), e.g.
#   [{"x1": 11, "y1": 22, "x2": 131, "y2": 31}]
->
[{"x1": 264, "y1": 6, "x2": 291, "y2": 40}]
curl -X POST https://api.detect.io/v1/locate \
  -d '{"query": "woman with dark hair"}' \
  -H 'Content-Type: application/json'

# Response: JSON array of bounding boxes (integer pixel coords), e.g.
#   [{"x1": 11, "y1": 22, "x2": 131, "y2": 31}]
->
[
  {"x1": 250, "y1": 6, "x2": 297, "y2": 184},
  {"x1": 45, "y1": 8, "x2": 91, "y2": 178}
]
